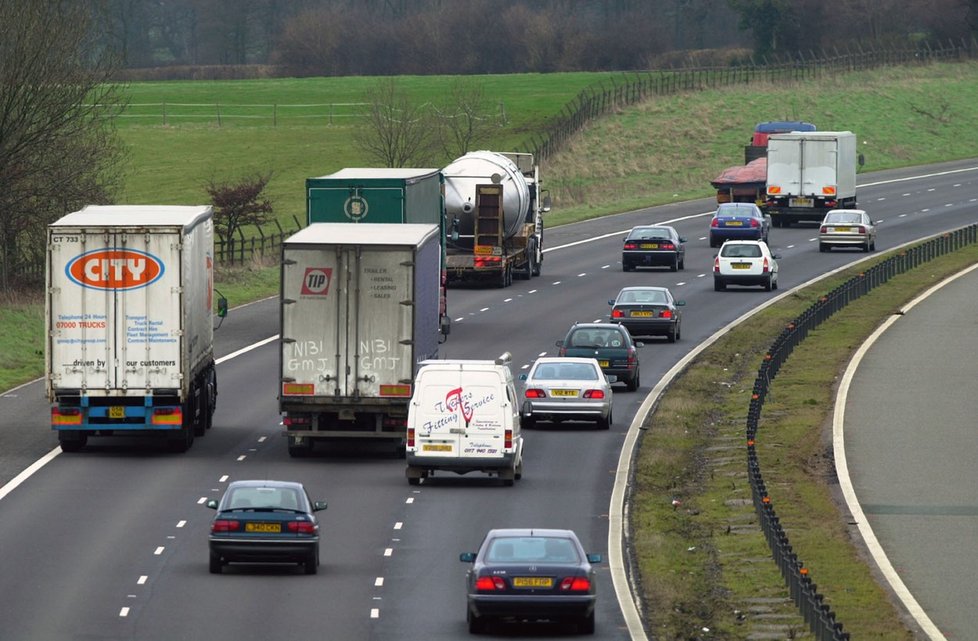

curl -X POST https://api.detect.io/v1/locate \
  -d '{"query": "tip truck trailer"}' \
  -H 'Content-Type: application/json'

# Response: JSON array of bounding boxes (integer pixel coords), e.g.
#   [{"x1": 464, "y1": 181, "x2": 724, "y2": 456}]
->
[
  {"x1": 279, "y1": 222, "x2": 443, "y2": 457},
  {"x1": 46, "y1": 205, "x2": 227, "y2": 452}
]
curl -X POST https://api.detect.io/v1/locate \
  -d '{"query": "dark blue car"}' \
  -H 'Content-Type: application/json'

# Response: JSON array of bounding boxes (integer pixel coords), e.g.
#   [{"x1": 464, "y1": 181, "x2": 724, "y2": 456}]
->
[{"x1": 709, "y1": 202, "x2": 771, "y2": 247}]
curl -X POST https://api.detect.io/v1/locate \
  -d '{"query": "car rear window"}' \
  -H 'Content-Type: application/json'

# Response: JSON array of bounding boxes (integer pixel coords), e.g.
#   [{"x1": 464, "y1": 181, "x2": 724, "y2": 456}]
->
[
  {"x1": 569, "y1": 329, "x2": 625, "y2": 347},
  {"x1": 487, "y1": 537, "x2": 581, "y2": 563},
  {"x1": 226, "y1": 487, "x2": 303, "y2": 511},
  {"x1": 721, "y1": 244, "x2": 762, "y2": 258}
]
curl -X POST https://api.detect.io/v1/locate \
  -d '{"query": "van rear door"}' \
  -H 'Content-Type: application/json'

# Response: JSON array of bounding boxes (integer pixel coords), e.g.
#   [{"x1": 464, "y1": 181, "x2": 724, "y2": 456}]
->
[{"x1": 413, "y1": 368, "x2": 507, "y2": 460}]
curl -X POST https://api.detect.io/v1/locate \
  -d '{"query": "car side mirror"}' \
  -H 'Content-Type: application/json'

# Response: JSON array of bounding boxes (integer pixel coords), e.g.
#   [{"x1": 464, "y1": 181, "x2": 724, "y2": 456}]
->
[
  {"x1": 675, "y1": 300, "x2": 686, "y2": 306},
  {"x1": 312, "y1": 501, "x2": 328, "y2": 512},
  {"x1": 216, "y1": 293, "x2": 228, "y2": 318},
  {"x1": 773, "y1": 254, "x2": 782, "y2": 259},
  {"x1": 634, "y1": 341, "x2": 645, "y2": 348},
  {"x1": 205, "y1": 499, "x2": 219, "y2": 509},
  {"x1": 459, "y1": 552, "x2": 476, "y2": 563},
  {"x1": 679, "y1": 237, "x2": 687, "y2": 243},
  {"x1": 587, "y1": 553, "x2": 602, "y2": 563},
  {"x1": 608, "y1": 299, "x2": 615, "y2": 306},
  {"x1": 518, "y1": 373, "x2": 527, "y2": 381},
  {"x1": 555, "y1": 340, "x2": 564, "y2": 348}
]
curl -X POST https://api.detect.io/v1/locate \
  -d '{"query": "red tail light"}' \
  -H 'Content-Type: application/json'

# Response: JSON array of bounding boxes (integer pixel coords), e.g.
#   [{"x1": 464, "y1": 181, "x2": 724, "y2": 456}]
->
[
  {"x1": 762, "y1": 257, "x2": 770, "y2": 273},
  {"x1": 611, "y1": 309, "x2": 624, "y2": 319},
  {"x1": 661, "y1": 242, "x2": 674, "y2": 250},
  {"x1": 504, "y1": 429, "x2": 513, "y2": 449},
  {"x1": 623, "y1": 242, "x2": 638, "y2": 250},
  {"x1": 820, "y1": 226, "x2": 828, "y2": 233},
  {"x1": 151, "y1": 407, "x2": 182, "y2": 426},
  {"x1": 525, "y1": 389, "x2": 546, "y2": 399},
  {"x1": 287, "y1": 521, "x2": 318, "y2": 534},
  {"x1": 710, "y1": 218, "x2": 719, "y2": 228},
  {"x1": 283, "y1": 415, "x2": 311, "y2": 426},
  {"x1": 626, "y1": 347, "x2": 638, "y2": 366},
  {"x1": 583, "y1": 389, "x2": 605, "y2": 399},
  {"x1": 211, "y1": 520, "x2": 241, "y2": 533},
  {"x1": 750, "y1": 218, "x2": 759, "y2": 228},
  {"x1": 560, "y1": 576, "x2": 592, "y2": 591},
  {"x1": 857, "y1": 226, "x2": 866, "y2": 233},
  {"x1": 659, "y1": 309, "x2": 672, "y2": 319},
  {"x1": 407, "y1": 427, "x2": 415, "y2": 448},
  {"x1": 475, "y1": 576, "x2": 506, "y2": 591},
  {"x1": 52, "y1": 407, "x2": 82, "y2": 426},
  {"x1": 713, "y1": 257, "x2": 720, "y2": 273}
]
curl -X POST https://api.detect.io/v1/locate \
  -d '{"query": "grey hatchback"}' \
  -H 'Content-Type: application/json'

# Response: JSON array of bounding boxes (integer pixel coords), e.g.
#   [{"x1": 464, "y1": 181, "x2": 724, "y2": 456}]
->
[{"x1": 556, "y1": 323, "x2": 643, "y2": 391}]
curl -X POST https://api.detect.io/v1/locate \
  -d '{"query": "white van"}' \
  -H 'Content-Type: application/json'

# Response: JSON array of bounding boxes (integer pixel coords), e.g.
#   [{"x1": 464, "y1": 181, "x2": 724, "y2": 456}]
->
[{"x1": 405, "y1": 353, "x2": 524, "y2": 486}]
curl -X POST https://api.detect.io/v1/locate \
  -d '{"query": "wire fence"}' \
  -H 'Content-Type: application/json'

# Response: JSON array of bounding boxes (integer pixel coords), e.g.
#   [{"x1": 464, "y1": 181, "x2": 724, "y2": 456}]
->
[
  {"x1": 521, "y1": 38, "x2": 978, "y2": 162},
  {"x1": 215, "y1": 217, "x2": 303, "y2": 265},
  {"x1": 116, "y1": 101, "x2": 370, "y2": 126},
  {"x1": 743, "y1": 224, "x2": 978, "y2": 640}
]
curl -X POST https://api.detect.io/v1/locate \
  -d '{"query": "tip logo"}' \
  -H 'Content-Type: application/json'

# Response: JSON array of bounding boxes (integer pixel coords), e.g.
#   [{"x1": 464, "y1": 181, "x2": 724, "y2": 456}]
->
[
  {"x1": 300, "y1": 267, "x2": 332, "y2": 295},
  {"x1": 66, "y1": 249, "x2": 164, "y2": 290}
]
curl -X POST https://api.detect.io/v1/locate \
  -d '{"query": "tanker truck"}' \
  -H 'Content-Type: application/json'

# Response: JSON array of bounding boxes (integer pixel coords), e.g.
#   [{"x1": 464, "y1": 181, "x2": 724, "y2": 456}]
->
[{"x1": 442, "y1": 151, "x2": 549, "y2": 287}]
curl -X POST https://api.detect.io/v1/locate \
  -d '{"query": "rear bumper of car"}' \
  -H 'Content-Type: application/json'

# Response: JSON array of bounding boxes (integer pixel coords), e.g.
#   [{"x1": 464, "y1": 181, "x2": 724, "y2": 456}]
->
[
  {"x1": 715, "y1": 272, "x2": 770, "y2": 286},
  {"x1": 209, "y1": 537, "x2": 318, "y2": 563},
  {"x1": 523, "y1": 400, "x2": 611, "y2": 421},
  {"x1": 622, "y1": 250, "x2": 677, "y2": 266},
  {"x1": 820, "y1": 233, "x2": 868, "y2": 245},
  {"x1": 711, "y1": 228, "x2": 763, "y2": 242},
  {"x1": 615, "y1": 318, "x2": 675, "y2": 337},
  {"x1": 468, "y1": 593, "x2": 596, "y2": 620}
]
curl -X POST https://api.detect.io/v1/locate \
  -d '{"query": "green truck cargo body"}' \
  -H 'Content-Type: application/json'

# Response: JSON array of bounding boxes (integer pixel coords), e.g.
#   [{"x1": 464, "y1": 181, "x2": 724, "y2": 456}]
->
[{"x1": 306, "y1": 168, "x2": 444, "y2": 226}]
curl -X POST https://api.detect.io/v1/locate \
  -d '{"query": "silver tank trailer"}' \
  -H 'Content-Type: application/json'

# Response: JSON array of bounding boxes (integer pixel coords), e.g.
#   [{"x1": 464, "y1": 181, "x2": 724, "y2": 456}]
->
[{"x1": 443, "y1": 151, "x2": 531, "y2": 251}]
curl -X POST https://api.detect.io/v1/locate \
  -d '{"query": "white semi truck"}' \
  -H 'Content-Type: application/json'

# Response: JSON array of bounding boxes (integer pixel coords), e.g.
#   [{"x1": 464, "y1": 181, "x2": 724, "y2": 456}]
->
[
  {"x1": 765, "y1": 131, "x2": 858, "y2": 227},
  {"x1": 278, "y1": 222, "x2": 443, "y2": 456},
  {"x1": 46, "y1": 205, "x2": 226, "y2": 452}
]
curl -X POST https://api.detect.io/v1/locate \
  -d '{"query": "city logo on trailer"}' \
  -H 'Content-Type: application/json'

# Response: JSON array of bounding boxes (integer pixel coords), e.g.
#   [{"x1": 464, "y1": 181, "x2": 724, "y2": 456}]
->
[
  {"x1": 300, "y1": 267, "x2": 332, "y2": 295},
  {"x1": 66, "y1": 249, "x2": 164, "y2": 290}
]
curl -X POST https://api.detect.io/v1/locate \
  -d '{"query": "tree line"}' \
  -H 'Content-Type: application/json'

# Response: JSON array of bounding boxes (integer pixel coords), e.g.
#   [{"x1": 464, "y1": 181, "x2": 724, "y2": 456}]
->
[{"x1": 94, "y1": 0, "x2": 978, "y2": 77}]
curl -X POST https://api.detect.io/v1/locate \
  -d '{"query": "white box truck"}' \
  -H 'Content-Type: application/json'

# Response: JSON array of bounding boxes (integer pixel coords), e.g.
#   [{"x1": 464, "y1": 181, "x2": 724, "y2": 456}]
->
[
  {"x1": 405, "y1": 353, "x2": 524, "y2": 486},
  {"x1": 46, "y1": 205, "x2": 226, "y2": 452},
  {"x1": 765, "y1": 131, "x2": 858, "y2": 227},
  {"x1": 279, "y1": 222, "x2": 443, "y2": 457}
]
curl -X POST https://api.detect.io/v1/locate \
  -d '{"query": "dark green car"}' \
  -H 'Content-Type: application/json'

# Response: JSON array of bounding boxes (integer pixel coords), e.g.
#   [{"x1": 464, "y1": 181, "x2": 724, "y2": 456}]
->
[{"x1": 555, "y1": 323, "x2": 643, "y2": 391}]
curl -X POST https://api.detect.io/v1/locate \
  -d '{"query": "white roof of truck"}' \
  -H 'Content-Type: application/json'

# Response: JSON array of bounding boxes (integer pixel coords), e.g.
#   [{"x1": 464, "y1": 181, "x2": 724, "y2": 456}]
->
[
  {"x1": 50, "y1": 205, "x2": 213, "y2": 228},
  {"x1": 312, "y1": 168, "x2": 440, "y2": 180},
  {"x1": 768, "y1": 131, "x2": 854, "y2": 140},
  {"x1": 286, "y1": 222, "x2": 440, "y2": 247}
]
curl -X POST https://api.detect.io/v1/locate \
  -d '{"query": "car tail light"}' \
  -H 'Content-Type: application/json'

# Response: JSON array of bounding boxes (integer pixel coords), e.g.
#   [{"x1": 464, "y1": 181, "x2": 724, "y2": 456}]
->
[
  {"x1": 287, "y1": 521, "x2": 318, "y2": 534},
  {"x1": 611, "y1": 309, "x2": 624, "y2": 319},
  {"x1": 820, "y1": 226, "x2": 828, "y2": 233},
  {"x1": 407, "y1": 427, "x2": 415, "y2": 448},
  {"x1": 525, "y1": 389, "x2": 546, "y2": 399},
  {"x1": 211, "y1": 519, "x2": 241, "y2": 533},
  {"x1": 659, "y1": 309, "x2": 672, "y2": 319},
  {"x1": 52, "y1": 407, "x2": 82, "y2": 426},
  {"x1": 627, "y1": 347, "x2": 638, "y2": 366},
  {"x1": 475, "y1": 576, "x2": 506, "y2": 591},
  {"x1": 857, "y1": 226, "x2": 866, "y2": 233},
  {"x1": 583, "y1": 389, "x2": 605, "y2": 399},
  {"x1": 283, "y1": 415, "x2": 311, "y2": 426},
  {"x1": 750, "y1": 218, "x2": 759, "y2": 228},
  {"x1": 623, "y1": 242, "x2": 638, "y2": 250},
  {"x1": 504, "y1": 429, "x2": 513, "y2": 449},
  {"x1": 710, "y1": 218, "x2": 719, "y2": 228},
  {"x1": 151, "y1": 407, "x2": 182, "y2": 426},
  {"x1": 762, "y1": 257, "x2": 770, "y2": 273},
  {"x1": 661, "y1": 242, "x2": 674, "y2": 250},
  {"x1": 559, "y1": 576, "x2": 592, "y2": 591},
  {"x1": 713, "y1": 257, "x2": 720, "y2": 273}
]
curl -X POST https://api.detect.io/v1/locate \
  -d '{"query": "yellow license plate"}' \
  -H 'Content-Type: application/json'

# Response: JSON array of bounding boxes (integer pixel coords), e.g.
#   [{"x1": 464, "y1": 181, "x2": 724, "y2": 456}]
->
[
  {"x1": 109, "y1": 406, "x2": 125, "y2": 419},
  {"x1": 732, "y1": 263, "x2": 751, "y2": 270},
  {"x1": 245, "y1": 522, "x2": 281, "y2": 533},
  {"x1": 790, "y1": 197, "x2": 813, "y2": 207},
  {"x1": 726, "y1": 221, "x2": 743, "y2": 226},
  {"x1": 639, "y1": 243, "x2": 659, "y2": 249},
  {"x1": 513, "y1": 577, "x2": 553, "y2": 588},
  {"x1": 551, "y1": 389, "x2": 579, "y2": 397},
  {"x1": 423, "y1": 443, "x2": 453, "y2": 452},
  {"x1": 833, "y1": 226, "x2": 852, "y2": 232},
  {"x1": 631, "y1": 311, "x2": 653, "y2": 317},
  {"x1": 598, "y1": 360, "x2": 609, "y2": 367}
]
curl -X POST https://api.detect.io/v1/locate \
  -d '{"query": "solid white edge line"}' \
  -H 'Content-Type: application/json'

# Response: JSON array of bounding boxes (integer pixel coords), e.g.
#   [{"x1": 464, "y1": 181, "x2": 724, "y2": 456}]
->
[
  {"x1": 833, "y1": 265, "x2": 978, "y2": 641},
  {"x1": 0, "y1": 447, "x2": 60, "y2": 502}
]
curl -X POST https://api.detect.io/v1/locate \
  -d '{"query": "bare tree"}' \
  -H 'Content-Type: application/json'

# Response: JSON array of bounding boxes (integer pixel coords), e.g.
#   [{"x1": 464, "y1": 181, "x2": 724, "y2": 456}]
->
[
  {"x1": 205, "y1": 172, "x2": 274, "y2": 264},
  {"x1": 355, "y1": 78, "x2": 437, "y2": 167},
  {"x1": 433, "y1": 79, "x2": 500, "y2": 159},
  {"x1": 0, "y1": 1, "x2": 126, "y2": 291}
]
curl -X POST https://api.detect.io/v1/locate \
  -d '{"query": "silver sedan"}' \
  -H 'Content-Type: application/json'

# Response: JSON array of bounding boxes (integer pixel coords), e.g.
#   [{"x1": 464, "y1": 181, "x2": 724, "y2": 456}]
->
[
  {"x1": 819, "y1": 209, "x2": 877, "y2": 252},
  {"x1": 519, "y1": 357, "x2": 614, "y2": 430}
]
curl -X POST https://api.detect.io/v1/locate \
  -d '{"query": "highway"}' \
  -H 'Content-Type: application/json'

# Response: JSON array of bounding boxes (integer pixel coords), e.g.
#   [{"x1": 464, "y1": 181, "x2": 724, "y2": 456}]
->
[
  {"x1": 1, "y1": 158, "x2": 977, "y2": 640},
  {"x1": 836, "y1": 264, "x2": 978, "y2": 641}
]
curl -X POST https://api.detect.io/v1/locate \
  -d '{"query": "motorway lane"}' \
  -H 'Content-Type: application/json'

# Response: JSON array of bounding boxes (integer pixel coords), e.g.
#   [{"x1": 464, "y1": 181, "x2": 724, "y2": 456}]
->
[
  {"x1": 839, "y1": 267, "x2": 978, "y2": 640},
  {"x1": 1, "y1": 158, "x2": 978, "y2": 640}
]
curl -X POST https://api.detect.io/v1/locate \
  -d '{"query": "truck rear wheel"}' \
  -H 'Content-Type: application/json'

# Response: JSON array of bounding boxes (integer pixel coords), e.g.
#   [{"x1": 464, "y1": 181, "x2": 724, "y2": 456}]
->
[
  {"x1": 58, "y1": 431, "x2": 87, "y2": 452},
  {"x1": 288, "y1": 436, "x2": 313, "y2": 458}
]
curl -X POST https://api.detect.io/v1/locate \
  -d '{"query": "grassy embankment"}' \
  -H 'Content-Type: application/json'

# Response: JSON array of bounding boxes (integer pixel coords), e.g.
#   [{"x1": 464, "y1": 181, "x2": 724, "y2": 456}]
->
[{"x1": 3, "y1": 60, "x2": 978, "y2": 639}]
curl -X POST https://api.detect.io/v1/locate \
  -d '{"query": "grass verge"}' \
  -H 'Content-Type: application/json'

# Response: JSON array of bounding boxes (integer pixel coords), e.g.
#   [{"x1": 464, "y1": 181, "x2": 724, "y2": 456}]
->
[{"x1": 631, "y1": 243, "x2": 978, "y2": 639}]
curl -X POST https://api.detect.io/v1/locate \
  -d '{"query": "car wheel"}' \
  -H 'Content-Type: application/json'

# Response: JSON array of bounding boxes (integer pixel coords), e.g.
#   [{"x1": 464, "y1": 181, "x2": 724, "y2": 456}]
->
[
  {"x1": 772, "y1": 275, "x2": 779, "y2": 290},
  {"x1": 871, "y1": 239, "x2": 877, "y2": 251},
  {"x1": 579, "y1": 611, "x2": 595, "y2": 634},
  {"x1": 679, "y1": 255, "x2": 685, "y2": 270},
  {"x1": 209, "y1": 552, "x2": 222, "y2": 575},
  {"x1": 626, "y1": 370, "x2": 639, "y2": 392},
  {"x1": 714, "y1": 278, "x2": 725, "y2": 292},
  {"x1": 597, "y1": 411, "x2": 611, "y2": 430},
  {"x1": 287, "y1": 435, "x2": 313, "y2": 458},
  {"x1": 676, "y1": 321, "x2": 682, "y2": 340},
  {"x1": 521, "y1": 415, "x2": 536, "y2": 430},
  {"x1": 667, "y1": 323, "x2": 677, "y2": 343},
  {"x1": 764, "y1": 275, "x2": 773, "y2": 292},
  {"x1": 467, "y1": 609, "x2": 487, "y2": 634},
  {"x1": 863, "y1": 241, "x2": 871, "y2": 252},
  {"x1": 670, "y1": 255, "x2": 678, "y2": 272},
  {"x1": 819, "y1": 243, "x2": 828, "y2": 252},
  {"x1": 304, "y1": 549, "x2": 318, "y2": 575},
  {"x1": 622, "y1": 262, "x2": 633, "y2": 272},
  {"x1": 514, "y1": 457, "x2": 523, "y2": 480}
]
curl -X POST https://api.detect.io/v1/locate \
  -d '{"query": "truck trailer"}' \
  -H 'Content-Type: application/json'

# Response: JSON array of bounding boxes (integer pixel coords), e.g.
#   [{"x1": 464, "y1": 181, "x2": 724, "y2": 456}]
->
[
  {"x1": 765, "y1": 131, "x2": 858, "y2": 227},
  {"x1": 279, "y1": 222, "x2": 443, "y2": 457},
  {"x1": 46, "y1": 205, "x2": 226, "y2": 452},
  {"x1": 305, "y1": 167, "x2": 450, "y2": 338},
  {"x1": 443, "y1": 151, "x2": 549, "y2": 287}
]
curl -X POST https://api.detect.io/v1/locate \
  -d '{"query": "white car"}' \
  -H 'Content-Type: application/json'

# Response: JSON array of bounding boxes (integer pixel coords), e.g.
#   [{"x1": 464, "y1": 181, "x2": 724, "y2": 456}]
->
[
  {"x1": 519, "y1": 357, "x2": 614, "y2": 430},
  {"x1": 819, "y1": 209, "x2": 877, "y2": 252},
  {"x1": 713, "y1": 240, "x2": 780, "y2": 292}
]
